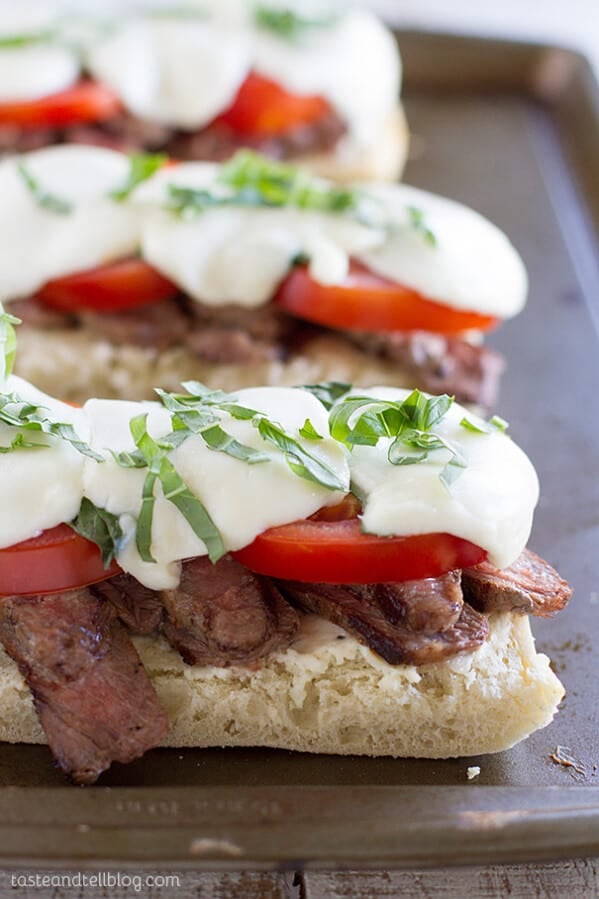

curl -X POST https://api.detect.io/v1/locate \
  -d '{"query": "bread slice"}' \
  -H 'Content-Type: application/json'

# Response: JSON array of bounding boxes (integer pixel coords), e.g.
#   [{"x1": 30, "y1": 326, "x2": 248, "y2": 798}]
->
[
  {"x1": 296, "y1": 104, "x2": 410, "y2": 183},
  {"x1": 0, "y1": 612, "x2": 564, "y2": 757},
  {"x1": 13, "y1": 330, "x2": 418, "y2": 404}
]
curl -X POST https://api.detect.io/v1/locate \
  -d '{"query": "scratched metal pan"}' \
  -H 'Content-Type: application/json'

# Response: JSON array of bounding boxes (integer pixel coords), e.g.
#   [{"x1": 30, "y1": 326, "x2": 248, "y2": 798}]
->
[{"x1": 0, "y1": 32, "x2": 598, "y2": 870}]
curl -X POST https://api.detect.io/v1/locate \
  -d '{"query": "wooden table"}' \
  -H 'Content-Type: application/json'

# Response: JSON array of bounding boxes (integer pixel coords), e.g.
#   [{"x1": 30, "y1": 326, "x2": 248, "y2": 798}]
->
[{"x1": 1, "y1": 863, "x2": 598, "y2": 897}]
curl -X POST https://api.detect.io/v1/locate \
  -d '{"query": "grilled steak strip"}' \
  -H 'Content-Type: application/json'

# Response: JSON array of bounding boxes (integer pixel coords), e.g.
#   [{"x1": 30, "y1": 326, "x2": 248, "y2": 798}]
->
[
  {"x1": 0, "y1": 590, "x2": 168, "y2": 784},
  {"x1": 462, "y1": 549, "x2": 573, "y2": 617},
  {"x1": 2, "y1": 109, "x2": 347, "y2": 160},
  {"x1": 12, "y1": 293, "x2": 501, "y2": 407},
  {"x1": 278, "y1": 574, "x2": 489, "y2": 665},
  {"x1": 348, "y1": 330, "x2": 505, "y2": 410},
  {"x1": 160, "y1": 556, "x2": 299, "y2": 667},
  {"x1": 91, "y1": 574, "x2": 164, "y2": 635}
]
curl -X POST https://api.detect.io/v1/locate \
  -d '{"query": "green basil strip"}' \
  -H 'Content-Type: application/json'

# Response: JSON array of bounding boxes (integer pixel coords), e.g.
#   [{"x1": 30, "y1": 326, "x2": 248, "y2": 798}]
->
[
  {"x1": 70, "y1": 498, "x2": 123, "y2": 567},
  {"x1": 255, "y1": 416, "x2": 345, "y2": 492},
  {"x1": 299, "y1": 418, "x2": 323, "y2": 441},
  {"x1": 0, "y1": 309, "x2": 20, "y2": 381},
  {"x1": 17, "y1": 163, "x2": 72, "y2": 215},
  {"x1": 407, "y1": 205, "x2": 437, "y2": 247},
  {"x1": 200, "y1": 423, "x2": 270, "y2": 464},
  {"x1": 137, "y1": 470, "x2": 159, "y2": 563},
  {"x1": 129, "y1": 414, "x2": 225, "y2": 564},
  {"x1": 167, "y1": 150, "x2": 359, "y2": 218},
  {"x1": 0, "y1": 393, "x2": 102, "y2": 460},
  {"x1": 110, "y1": 153, "x2": 167, "y2": 201},
  {"x1": 329, "y1": 389, "x2": 468, "y2": 490},
  {"x1": 254, "y1": 6, "x2": 339, "y2": 41},
  {"x1": 300, "y1": 381, "x2": 352, "y2": 411},
  {"x1": 157, "y1": 456, "x2": 225, "y2": 563}
]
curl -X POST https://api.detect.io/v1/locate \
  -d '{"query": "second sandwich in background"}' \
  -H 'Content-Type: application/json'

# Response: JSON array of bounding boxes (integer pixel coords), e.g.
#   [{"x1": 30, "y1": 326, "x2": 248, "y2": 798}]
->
[{"x1": 2, "y1": 146, "x2": 526, "y2": 405}]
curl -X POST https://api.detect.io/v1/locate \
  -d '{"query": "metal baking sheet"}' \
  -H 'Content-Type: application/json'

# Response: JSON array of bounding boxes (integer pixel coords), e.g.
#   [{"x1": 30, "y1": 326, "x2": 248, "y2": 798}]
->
[{"x1": 0, "y1": 31, "x2": 598, "y2": 870}]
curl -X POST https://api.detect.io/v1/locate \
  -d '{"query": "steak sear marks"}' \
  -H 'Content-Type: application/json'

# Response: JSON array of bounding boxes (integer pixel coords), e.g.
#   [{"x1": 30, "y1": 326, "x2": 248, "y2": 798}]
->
[
  {"x1": 91, "y1": 574, "x2": 164, "y2": 635},
  {"x1": 463, "y1": 549, "x2": 573, "y2": 617},
  {"x1": 0, "y1": 589, "x2": 168, "y2": 784},
  {"x1": 278, "y1": 574, "x2": 489, "y2": 665},
  {"x1": 161, "y1": 556, "x2": 299, "y2": 667}
]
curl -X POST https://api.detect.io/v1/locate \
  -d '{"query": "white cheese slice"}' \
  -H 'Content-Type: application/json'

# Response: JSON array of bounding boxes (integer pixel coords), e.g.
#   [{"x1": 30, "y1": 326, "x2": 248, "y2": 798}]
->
[
  {"x1": 0, "y1": 375, "x2": 87, "y2": 548},
  {"x1": 0, "y1": 145, "x2": 141, "y2": 301},
  {"x1": 82, "y1": 387, "x2": 350, "y2": 589},
  {"x1": 347, "y1": 387, "x2": 539, "y2": 569}
]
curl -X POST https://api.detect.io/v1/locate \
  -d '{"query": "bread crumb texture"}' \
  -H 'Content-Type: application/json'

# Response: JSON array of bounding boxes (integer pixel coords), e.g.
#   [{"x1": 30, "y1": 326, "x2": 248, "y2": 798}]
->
[
  {"x1": 13, "y1": 331, "x2": 414, "y2": 404},
  {"x1": 0, "y1": 612, "x2": 564, "y2": 757}
]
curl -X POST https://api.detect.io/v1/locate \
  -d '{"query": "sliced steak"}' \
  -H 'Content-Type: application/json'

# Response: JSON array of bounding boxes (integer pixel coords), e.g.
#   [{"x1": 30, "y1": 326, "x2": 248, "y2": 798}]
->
[
  {"x1": 78, "y1": 298, "x2": 190, "y2": 351},
  {"x1": 279, "y1": 575, "x2": 489, "y2": 665},
  {"x1": 185, "y1": 300, "x2": 297, "y2": 363},
  {"x1": 91, "y1": 574, "x2": 164, "y2": 635},
  {"x1": 463, "y1": 549, "x2": 573, "y2": 617},
  {"x1": 348, "y1": 330, "x2": 505, "y2": 409},
  {"x1": 169, "y1": 110, "x2": 346, "y2": 162},
  {"x1": 0, "y1": 589, "x2": 168, "y2": 784},
  {"x1": 8, "y1": 296, "x2": 74, "y2": 331},
  {"x1": 161, "y1": 556, "x2": 299, "y2": 667},
  {"x1": 374, "y1": 570, "x2": 463, "y2": 633}
]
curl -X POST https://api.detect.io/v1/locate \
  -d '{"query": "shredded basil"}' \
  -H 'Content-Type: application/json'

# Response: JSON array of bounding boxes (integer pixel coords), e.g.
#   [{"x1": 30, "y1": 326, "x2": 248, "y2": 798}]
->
[
  {"x1": 254, "y1": 415, "x2": 345, "y2": 492},
  {"x1": 17, "y1": 163, "x2": 72, "y2": 216},
  {"x1": 154, "y1": 386, "x2": 269, "y2": 465},
  {"x1": 330, "y1": 389, "x2": 466, "y2": 489},
  {"x1": 0, "y1": 31, "x2": 54, "y2": 49},
  {"x1": 299, "y1": 418, "x2": 323, "y2": 441},
  {"x1": 167, "y1": 150, "x2": 359, "y2": 219},
  {"x1": 254, "y1": 6, "x2": 338, "y2": 41},
  {"x1": 300, "y1": 381, "x2": 352, "y2": 411},
  {"x1": 460, "y1": 414, "x2": 510, "y2": 435},
  {"x1": 70, "y1": 498, "x2": 123, "y2": 567},
  {"x1": 155, "y1": 382, "x2": 343, "y2": 489},
  {"x1": 110, "y1": 153, "x2": 167, "y2": 201},
  {"x1": 407, "y1": 205, "x2": 437, "y2": 247},
  {"x1": 0, "y1": 308, "x2": 20, "y2": 382},
  {"x1": 0, "y1": 433, "x2": 46, "y2": 454},
  {"x1": 125, "y1": 414, "x2": 225, "y2": 564},
  {"x1": 0, "y1": 392, "x2": 103, "y2": 460}
]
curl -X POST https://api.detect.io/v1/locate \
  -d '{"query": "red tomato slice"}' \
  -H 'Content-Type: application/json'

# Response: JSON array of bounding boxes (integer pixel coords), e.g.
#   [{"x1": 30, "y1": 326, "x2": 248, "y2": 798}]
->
[
  {"x1": 275, "y1": 261, "x2": 499, "y2": 335},
  {"x1": 0, "y1": 525, "x2": 120, "y2": 597},
  {"x1": 218, "y1": 72, "x2": 330, "y2": 137},
  {"x1": 233, "y1": 517, "x2": 487, "y2": 584},
  {"x1": 37, "y1": 258, "x2": 179, "y2": 313},
  {"x1": 0, "y1": 81, "x2": 122, "y2": 130}
]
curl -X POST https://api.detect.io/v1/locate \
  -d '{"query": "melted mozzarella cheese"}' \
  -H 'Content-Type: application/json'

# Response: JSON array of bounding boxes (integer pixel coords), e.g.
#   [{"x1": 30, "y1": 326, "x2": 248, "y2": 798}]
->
[
  {"x1": 0, "y1": 376, "x2": 539, "y2": 587},
  {"x1": 359, "y1": 184, "x2": 529, "y2": 317},
  {"x1": 85, "y1": 17, "x2": 250, "y2": 129},
  {"x1": 0, "y1": 376, "x2": 87, "y2": 548},
  {"x1": 135, "y1": 162, "x2": 381, "y2": 306},
  {"x1": 135, "y1": 163, "x2": 527, "y2": 318},
  {"x1": 0, "y1": 5, "x2": 81, "y2": 103},
  {"x1": 82, "y1": 387, "x2": 349, "y2": 590},
  {"x1": 347, "y1": 388, "x2": 539, "y2": 569},
  {"x1": 82, "y1": 5, "x2": 399, "y2": 140},
  {"x1": 251, "y1": 8, "x2": 401, "y2": 149},
  {"x1": 0, "y1": 44, "x2": 80, "y2": 103},
  {"x1": 0, "y1": 146, "x2": 141, "y2": 301}
]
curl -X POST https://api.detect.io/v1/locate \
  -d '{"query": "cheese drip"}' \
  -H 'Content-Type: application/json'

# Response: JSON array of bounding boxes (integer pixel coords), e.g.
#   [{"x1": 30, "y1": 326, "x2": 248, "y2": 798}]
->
[{"x1": 135, "y1": 162, "x2": 528, "y2": 318}]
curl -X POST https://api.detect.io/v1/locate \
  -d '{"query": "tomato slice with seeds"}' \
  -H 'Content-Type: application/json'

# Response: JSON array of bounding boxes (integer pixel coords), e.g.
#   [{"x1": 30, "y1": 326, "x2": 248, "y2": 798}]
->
[
  {"x1": 275, "y1": 260, "x2": 499, "y2": 335},
  {"x1": 0, "y1": 525, "x2": 119, "y2": 597},
  {"x1": 37, "y1": 258, "x2": 179, "y2": 314},
  {"x1": 0, "y1": 81, "x2": 122, "y2": 130},
  {"x1": 218, "y1": 71, "x2": 330, "y2": 137}
]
